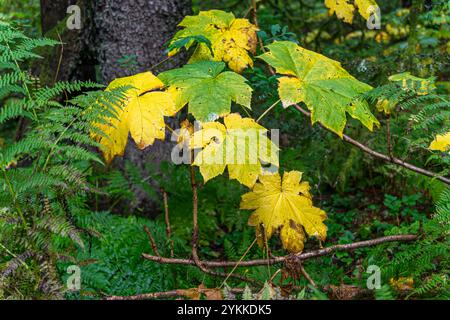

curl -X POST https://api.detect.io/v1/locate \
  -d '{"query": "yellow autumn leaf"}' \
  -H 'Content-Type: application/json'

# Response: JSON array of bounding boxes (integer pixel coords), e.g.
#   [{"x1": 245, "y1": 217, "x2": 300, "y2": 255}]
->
[
  {"x1": 177, "y1": 119, "x2": 194, "y2": 147},
  {"x1": 92, "y1": 72, "x2": 177, "y2": 163},
  {"x1": 355, "y1": 0, "x2": 379, "y2": 20},
  {"x1": 389, "y1": 277, "x2": 414, "y2": 291},
  {"x1": 324, "y1": 0, "x2": 355, "y2": 24},
  {"x1": 240, "y1": 171, "x2": 327, "y2": 253},
  {"x1": 169, "y1": 10, "x2": 258, "y2": 73},
  {"x1": 190, "y1": 113, "x2": 279, "y2": 188},
  {"x1": 429, "y1": 132, "x2": 450, "y2": 153},
  {"x1": 375, "y1": 98, "x2": 396, "y2": 115},
  {"x1": 324, "y1": 0, "x2": 379, "y2": 24}
]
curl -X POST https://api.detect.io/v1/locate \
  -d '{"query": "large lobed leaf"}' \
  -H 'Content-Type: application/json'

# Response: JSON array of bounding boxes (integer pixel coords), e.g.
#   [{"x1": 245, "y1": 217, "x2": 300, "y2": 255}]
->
[
  {"x1": 240, "y1": 171, "x2": 327, "y2": 253},
  {"x1": 168, "y1": 10, "x2": 258, "y2": 73},
  {"x1": 92, "y1": 72, "x2": 177, "y2": 163},
  {"x1": 189, "y1": 113, "x2": 279, "y2": 188},
  {"x1": 158, "y1": 61, "x2": 252, "y2": 123},
  {"x1": 258, "y1": 41, "x2": 379, "y2": 137}
]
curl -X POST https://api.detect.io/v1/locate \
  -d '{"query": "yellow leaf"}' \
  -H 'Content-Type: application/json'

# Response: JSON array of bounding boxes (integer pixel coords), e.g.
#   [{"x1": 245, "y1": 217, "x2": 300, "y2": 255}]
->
[
  {"x1": 169, "y1": 10, "x2": 258, "y2": 73},
  {"x1": 389, "y1": 277, "x2": 414, "y2": 291},
  {"x1": 240, "y1": 171, "x2": 327, "y2": 253},
  {"x1": 375, "y1": 98, "x2": 396, "y2": 115},
  {"x1": 429, "y1": 132, "x2": 450, "y2": 153},
  {"x1": 190, "y1": 113, "x2": 279, "y2": 188},
  {"x1": 212, "y1": 18, "x2": 258, "y2": 73},
  {"x1": 375, "y1": 31, "x2": 390, "y2": 43},
  {"x1": 324, "y1": 0, "x2": 355, "y2": 24},
  {"x1": 324, "y1": 0, "x2": 379, "y2": 24},
  {"x1": 177, "y1": 119, "x2": 194, "y2": 147},
  {"x1": 355, "y1": 0, "x2": 379, "y2": 20},
  {"x1": 93, "y1": 72, "x2": 177, "y2": 163}
]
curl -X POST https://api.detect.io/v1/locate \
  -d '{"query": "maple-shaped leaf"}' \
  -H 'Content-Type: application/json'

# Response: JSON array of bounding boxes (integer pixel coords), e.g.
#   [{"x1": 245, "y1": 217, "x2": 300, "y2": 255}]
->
[
  {"x1": 168, "y1": 10, "x2": 258, "y2": 73},
  {"x1": 240, "y1": 171, "x2": 327, "y2": 253},
  {"x1": 324, "y1": 0, "x2": 379, "y2": 24},
  {"x1": 189, "y1": 113, "x2": 279, "y2": 188},
  {"x1": 258, "y1": 41, "x2": 379, "y2": 137},
  {"x1": 429, "y1": 132, "x2": 450, "y2": 153},
  {"x1": 158, "y1": 61, "x2": 252, "y2": 123},
  {"x1": 92, "y1": 72, "x2": 177, "y2": 163}
]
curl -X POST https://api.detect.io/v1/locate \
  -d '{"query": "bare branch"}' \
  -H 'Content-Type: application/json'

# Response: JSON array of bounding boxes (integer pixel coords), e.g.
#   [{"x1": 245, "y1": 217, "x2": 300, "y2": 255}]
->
[
  {"x1": 106, "y1": 287, "x2": 245, "y2": 301},
  {"x1": 143, "y1": 234, "x2": 417, "y2": 268},
  {"x1": 292, "y1": 104, "x2": 450, "y2": 185},
  {"x1": 299, "y1": 264, "x2": 317, "y2": 288},
  {"x1": 143, "y1": 226, "x2": 160, "y2": 257}
]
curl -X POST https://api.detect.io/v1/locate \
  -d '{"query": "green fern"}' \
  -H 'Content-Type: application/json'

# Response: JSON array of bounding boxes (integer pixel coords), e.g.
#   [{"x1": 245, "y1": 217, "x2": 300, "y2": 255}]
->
[{"x1": 0, "y1": 22, "x2": 125, "y2": 299}]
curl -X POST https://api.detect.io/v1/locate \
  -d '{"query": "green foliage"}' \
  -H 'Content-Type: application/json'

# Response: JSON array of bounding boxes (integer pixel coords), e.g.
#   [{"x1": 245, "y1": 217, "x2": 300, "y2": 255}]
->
[
  {"x1": 159, "y1": 61, "x2": 252, "y2": 122},
  {"x1": 1, "y1": 1, "x2": 449, "y2": 301},
  {"x1": 366, "y1": 188, "x2": 449, "y2": 299},
  {"x1": 59, "y1": 211, "x2": 213, "y2": 298},
  {"x1": 0, "y1": 22, "x2": 125, "y2": 298}
]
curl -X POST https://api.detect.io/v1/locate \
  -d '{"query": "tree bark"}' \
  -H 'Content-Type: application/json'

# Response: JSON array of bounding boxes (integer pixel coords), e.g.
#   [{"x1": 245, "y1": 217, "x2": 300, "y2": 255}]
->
[
  {"x1": 39, "y1": 0, "x2": 192, "y2": 215},
  {"x1": 39, "y1": 0, "x2": 95, "y2": 83}
]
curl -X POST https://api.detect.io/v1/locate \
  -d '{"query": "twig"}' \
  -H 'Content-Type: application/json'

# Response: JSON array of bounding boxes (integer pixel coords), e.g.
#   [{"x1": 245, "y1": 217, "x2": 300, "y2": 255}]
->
[
  {"x1": 190, "y1": 163, "x2": 208, "y2": 273},
  {"x1": 162, "y1": 190, "x2": 174, "y2": 258},
  {"x1": 386, "y1": 116, "x2": 393, "y2": 160},
  {"x1": 220, "y1": 238, "x2": 257, "y2": 288},
  {"x1": 291, "y1": 104, "x2": 450, "y2": 185},
  {"x1": 256, "y1": 99, "x2": 280, "y2": 123},
  {"x1": 299, "y1": 264, "x2": 316, "y2": 288},
  {"x1": 251, "y1": 0, "x2": 259, "y2": 28},
  {"x1": 251, "y1": 0, "x2": 266, "y2": 55},
  {"x1": 53, "y1": 31, "x2": 64, "y2": 85},
  {"x1": 106, "y1": 287, "x2": 246, "y2": 300},
  {"x1": 253, "y1": 7, "x2": 449, "y2": 185},
  {"x1": 149, "y1": 56, "x2": 171, "y2": 71},
  {"x1": 144, "y1": 226, "x2": 160, "y2": 257},
  {"x1": 189, "y1": 163, "x2": 258, "y2": 284},
  {"x1": 143, "y1": 234, "x2": 417, "y2": 268},
  {"x1": 107, "y1": 290, "x2": 192, "y2": 300}
]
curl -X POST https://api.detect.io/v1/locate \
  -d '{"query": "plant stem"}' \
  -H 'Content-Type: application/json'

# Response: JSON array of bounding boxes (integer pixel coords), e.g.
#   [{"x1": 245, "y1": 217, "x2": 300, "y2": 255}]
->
[
  {"x1": 162, "y1": 190, "x2": 174, "y2": 258},
  {"x1": 1, "y1": 168, "x2": 27, "y2": 228},
  {"x1": 190, "y1": 162, "x2": 208, "y2": 273},
  {"x1": 256, "y1": 99, "x2": 280, "y2": 123}
]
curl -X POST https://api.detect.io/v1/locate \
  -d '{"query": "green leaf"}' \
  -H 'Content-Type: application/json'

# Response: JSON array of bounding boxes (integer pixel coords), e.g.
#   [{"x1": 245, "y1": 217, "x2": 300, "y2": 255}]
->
[
  {"x1": 258, "y1": 41, "x2": 379, "y2": 137},
  {"x1": 158, "y1": 61, "x2": 252, "y2": 122},
  {"x1": 166, "y1": 35, "x2": 212, "y2": 55}
]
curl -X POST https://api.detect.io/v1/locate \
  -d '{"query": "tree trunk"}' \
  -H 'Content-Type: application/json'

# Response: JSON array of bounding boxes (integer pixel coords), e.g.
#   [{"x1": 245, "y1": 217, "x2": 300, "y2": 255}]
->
[
  {"x1": 39, "y1": 0, "x2": 192, "y2": 215},
  {"x1": 39, "y1": 0, "x2": 95, "y2": 83}
]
